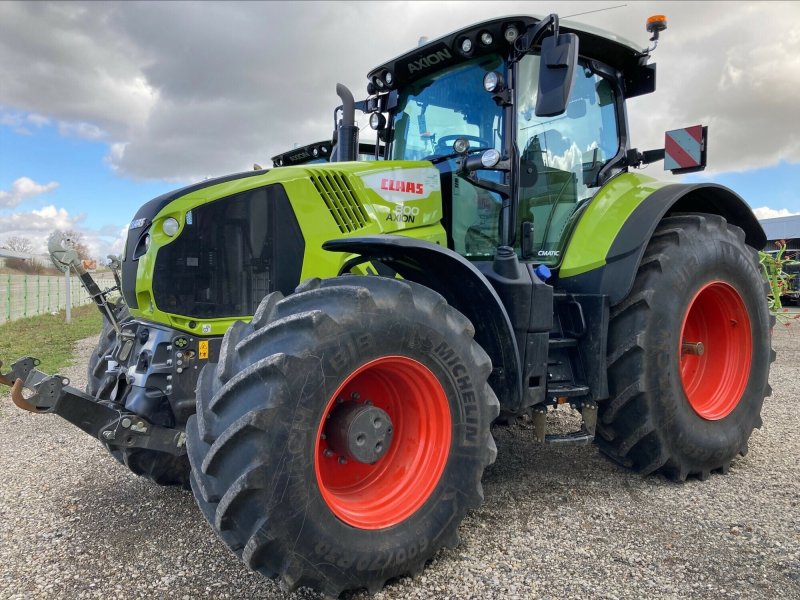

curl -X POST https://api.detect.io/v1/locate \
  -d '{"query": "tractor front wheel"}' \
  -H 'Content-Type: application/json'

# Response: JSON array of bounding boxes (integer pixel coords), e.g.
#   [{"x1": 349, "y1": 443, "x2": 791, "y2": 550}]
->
[
  {"x1": 599, "y1": 215, "x2": 773, "y2": 480},
  {"x1": 186, "y1": 276, "x2": 498, "y2": 596}
]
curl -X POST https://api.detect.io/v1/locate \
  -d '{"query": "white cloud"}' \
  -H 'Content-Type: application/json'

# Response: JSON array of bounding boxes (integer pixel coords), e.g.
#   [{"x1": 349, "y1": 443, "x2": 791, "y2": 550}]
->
[
  {"x1": 0, "y1": 109, "x2": 50, "y2": 135},
  {"x1": 57, "y1": 120, "x2": 106, "y2": 140},
  {"x1": 27, "y1": 113, "x2": 50, "y2": 127},
  {"x1": 108, "y1": 225, "x2": 128, "y2": 257},
  {"x1": 0, "y1": 176, "x2": 59, "y2": 208},
  {"x1": 752, "y1": 206, "x2": 800, "y2": 220},
  {"x1": 0, "y1": 205, "x2": 82, "y2": 252},
  {"x1": 0, "y1": 204, "x2": 124, "y2": 261}
]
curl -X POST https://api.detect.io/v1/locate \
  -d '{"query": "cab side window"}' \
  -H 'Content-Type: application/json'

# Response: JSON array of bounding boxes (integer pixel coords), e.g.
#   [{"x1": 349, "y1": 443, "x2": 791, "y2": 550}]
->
[{"x1": 516, "y1": 56, "x2": 619, "y2": 262}]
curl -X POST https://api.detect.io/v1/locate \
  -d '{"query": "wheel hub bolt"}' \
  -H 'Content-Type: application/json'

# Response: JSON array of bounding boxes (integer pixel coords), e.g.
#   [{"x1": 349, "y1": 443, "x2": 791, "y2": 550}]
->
[{"x1": 682, "y1": 341, "x2": 705, "y2": 356}]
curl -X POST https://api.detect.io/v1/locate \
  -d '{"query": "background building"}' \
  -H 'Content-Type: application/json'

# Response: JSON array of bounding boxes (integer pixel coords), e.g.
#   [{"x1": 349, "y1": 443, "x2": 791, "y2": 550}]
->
[{"x1": 759, "y1": 215, "x2": 800, "y2": 256}]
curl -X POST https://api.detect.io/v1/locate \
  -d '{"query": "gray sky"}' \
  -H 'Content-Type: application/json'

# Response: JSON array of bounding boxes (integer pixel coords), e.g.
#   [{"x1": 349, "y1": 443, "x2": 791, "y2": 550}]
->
[{"x1": 2, "y1": 1, "x2": 798, "y2": 181}]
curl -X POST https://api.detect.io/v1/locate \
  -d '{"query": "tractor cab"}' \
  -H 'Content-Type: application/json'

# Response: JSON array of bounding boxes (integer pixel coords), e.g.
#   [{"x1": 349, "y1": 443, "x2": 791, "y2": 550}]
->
[{"x1": 356, "y1": 15, "x2": 656, "y2": 265}]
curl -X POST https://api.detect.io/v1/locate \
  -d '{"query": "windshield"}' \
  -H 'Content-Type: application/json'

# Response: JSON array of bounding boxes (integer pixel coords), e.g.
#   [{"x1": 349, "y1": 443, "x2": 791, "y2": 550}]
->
[{"x1": 391, "y1": 54, "x2": 504, "y2": 161}]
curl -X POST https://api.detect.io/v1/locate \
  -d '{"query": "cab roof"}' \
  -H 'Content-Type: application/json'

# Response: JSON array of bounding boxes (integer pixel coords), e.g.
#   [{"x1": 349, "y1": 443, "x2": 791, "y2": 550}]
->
[{"x1": 367, "y1": 15, "x2": 651, "y2": 95}]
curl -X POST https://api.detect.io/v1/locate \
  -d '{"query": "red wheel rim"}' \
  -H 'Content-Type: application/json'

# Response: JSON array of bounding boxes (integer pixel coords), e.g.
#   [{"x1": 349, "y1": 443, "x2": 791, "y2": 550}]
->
[
  {"x1": 679, "y1": 281, "x2": 752, "y2": 420},
  {"x1": 314, "y1": 356, "x2": 451, "y2": 529}
]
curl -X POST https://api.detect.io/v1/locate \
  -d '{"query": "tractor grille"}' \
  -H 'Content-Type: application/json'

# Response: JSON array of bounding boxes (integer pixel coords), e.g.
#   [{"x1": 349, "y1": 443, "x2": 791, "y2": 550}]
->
[{"x1": 309, "y1": 169, "x2": 369, "y2": 233}]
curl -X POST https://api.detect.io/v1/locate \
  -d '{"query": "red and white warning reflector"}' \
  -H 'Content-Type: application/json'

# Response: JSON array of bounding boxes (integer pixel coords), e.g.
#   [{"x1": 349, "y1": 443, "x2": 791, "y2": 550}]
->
[{"x1": 664, "y1": 125, "x2": 708, "y2": 174}]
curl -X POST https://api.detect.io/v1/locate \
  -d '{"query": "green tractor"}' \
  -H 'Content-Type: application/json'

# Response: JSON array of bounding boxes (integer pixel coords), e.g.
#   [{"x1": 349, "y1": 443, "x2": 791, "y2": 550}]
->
[{"x1": 1, "y1": 13, "x2": 773, "y2": 596}]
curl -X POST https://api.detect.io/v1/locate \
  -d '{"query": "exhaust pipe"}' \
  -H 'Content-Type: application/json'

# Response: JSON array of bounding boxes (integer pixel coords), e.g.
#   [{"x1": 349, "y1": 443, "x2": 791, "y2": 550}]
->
[{"x1": 334, "y1": 83, "x2": 358, "y2": 162}]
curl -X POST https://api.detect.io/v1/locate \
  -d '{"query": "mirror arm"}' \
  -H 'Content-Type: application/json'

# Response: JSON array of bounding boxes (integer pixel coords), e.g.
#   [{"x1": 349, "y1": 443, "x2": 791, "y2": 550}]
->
[
  {"x1": 514, "y1": 14, "x2": 558, "y2": 58},
  {"x1": 457, "y1": 170, "x2": 511, "y2": 199},
  {"x1": 491, "y1": 89, "x2": 513, "y2": 107}
]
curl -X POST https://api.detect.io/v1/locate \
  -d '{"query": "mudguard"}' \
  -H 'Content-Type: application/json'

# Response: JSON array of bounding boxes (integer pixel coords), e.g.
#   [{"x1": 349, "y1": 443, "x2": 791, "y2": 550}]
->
[
  {"x1": 557, "y1": 174, "x2": 766, "y2": 305},
  {"x1": 322, "y1": 235, "x2": 522, "y2": 409}
]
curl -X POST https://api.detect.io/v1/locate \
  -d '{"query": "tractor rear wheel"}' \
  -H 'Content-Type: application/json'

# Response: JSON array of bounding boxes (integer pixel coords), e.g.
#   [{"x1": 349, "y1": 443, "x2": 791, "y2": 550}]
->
[
  {"x1": 87, "y1": 301, "x2": 190, "y2": 489},
  {"x1": 598, "y1": 215, "x2": 773, "y2": 480},
  {"x1": 185, "y1": 276, "x2": 498, "y2": 596}
]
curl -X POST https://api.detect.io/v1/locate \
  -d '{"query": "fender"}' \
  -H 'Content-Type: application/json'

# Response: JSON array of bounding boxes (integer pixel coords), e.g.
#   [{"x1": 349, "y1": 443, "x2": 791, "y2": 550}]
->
[
  {"x1": 557, "y1": 174, "x2": 766, "y2": 305},
  {"x1": 322, "y1": 235, "x2": 522, "y2": 408}
]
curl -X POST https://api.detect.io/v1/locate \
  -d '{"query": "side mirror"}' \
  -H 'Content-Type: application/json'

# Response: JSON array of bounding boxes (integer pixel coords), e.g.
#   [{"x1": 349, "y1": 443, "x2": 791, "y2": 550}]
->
[{"x1": 535, "y1": 33, "x2": 579, "y2": 117}]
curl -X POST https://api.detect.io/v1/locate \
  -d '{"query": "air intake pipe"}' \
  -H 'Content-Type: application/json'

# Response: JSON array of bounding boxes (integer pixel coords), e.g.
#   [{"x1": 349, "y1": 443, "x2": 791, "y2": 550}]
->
[{"x1": 333, "y1": 83, "x2": 358, "y2": 162}]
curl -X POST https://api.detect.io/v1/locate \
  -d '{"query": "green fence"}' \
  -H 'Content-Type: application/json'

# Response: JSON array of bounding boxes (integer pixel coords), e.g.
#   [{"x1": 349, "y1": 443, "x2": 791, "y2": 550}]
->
[{"x1": 0, "y1": 274, "x2": 117, "y2": 324}]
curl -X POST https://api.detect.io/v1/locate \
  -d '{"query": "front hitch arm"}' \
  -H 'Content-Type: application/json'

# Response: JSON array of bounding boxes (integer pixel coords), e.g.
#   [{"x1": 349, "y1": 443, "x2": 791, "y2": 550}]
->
[
  {"x1": 48, "y1": 231, "x2": 122, "y2": 334},
  {"x1": 0, "y1": 358, "x2": 187, "y2": 456}
]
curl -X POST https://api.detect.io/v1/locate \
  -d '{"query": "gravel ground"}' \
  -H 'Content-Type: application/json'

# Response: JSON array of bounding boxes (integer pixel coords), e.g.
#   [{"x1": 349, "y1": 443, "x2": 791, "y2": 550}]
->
[{"x1": 1, "y1": 323, "x2": 798, "y2": 600}]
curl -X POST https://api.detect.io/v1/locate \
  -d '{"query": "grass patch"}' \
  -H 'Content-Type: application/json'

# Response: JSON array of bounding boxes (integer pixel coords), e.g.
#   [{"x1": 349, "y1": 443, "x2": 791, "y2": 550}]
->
[{"x1": 0, "y1": 305, "x2": 102, "y2": 375}]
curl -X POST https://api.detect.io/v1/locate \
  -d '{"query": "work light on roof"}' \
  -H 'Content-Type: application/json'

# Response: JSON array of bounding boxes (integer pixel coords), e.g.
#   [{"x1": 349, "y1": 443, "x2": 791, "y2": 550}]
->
[
  {"x1": 480, "y1": 149, "x2": 501, "y2": 168},
  {"x1": 453, "y1": 137, "x2": 470, "y2": 154},
  {"x1": 384, "y1": 71, "x2": 394, "y2": 86},
  {"x1": 460, "y1": 37, "x2": 473, "y2": 54},
  {"x1": 479, "y1": 31, "x2": 493, "y2": 46},
  {"x1": 483, "y1": 71, "x2": 504, "y2": 93},
  {"x1": 503, "y1": 25, "x2": 519, "y2": 43},
  {"x1": 369, "y1": 112, "x2": 386, "y2": 131}
]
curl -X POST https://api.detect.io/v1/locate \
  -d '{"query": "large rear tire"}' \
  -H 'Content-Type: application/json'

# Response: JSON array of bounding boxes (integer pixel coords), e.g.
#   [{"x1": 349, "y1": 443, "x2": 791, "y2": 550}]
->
[
  {"x1": 87, "y1": 300, "x2": 190, "y2": 489},
  {"x1": 186, "y1": 276, "x2": 498, "y2": 596},
  {"x1": 598, "y1": 215, "x2": 774, "y2": 480}
]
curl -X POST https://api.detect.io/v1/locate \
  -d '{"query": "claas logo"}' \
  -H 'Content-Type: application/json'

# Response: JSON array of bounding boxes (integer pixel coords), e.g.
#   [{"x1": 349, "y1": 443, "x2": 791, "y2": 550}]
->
[{"x1": 380, "y1": 178, "x2": 424, "y2": 194}]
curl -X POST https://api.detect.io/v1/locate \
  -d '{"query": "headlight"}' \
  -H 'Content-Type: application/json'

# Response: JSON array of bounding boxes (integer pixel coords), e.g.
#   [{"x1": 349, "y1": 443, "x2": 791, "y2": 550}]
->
[
  {"x1": 162, "y1": 217, "x2": 180, "y2": 237},
  {"x1": 480, "y1": 149, "x2": 501, "y2": 168}
]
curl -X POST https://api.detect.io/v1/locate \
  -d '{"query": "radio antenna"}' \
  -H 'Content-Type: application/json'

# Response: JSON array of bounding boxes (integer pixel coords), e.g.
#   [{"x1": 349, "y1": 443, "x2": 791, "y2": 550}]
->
[{"x1": 563, "y1": 4, "x2": 627, "y2": 19}]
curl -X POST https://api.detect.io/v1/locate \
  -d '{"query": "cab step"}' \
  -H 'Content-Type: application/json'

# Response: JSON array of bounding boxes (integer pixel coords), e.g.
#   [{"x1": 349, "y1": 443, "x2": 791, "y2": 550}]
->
[
  {"x1": 531, "y1": 399, "x2": 597, "y2": 445},
  {"x1": 547, "y1": 383, "x2": 590, "y2": 397}
]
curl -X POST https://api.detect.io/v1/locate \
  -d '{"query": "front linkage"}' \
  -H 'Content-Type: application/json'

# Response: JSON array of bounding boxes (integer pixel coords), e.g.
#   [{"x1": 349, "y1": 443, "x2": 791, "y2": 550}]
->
[
  {"x1": 0, "y1": 357, "x2": 186, "y2": 456},
  {"x1": 0, "y1": 231, "x2": 187, "y2": 458}
]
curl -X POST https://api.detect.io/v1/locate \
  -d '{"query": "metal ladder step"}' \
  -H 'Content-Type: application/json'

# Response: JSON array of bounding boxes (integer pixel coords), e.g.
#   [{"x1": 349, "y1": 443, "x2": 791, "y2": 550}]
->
[
  {"x1": 531, "y1": 400, "x2": 598, "y2": 445},
  {"x1": 547, "y1": 383, "x2": 590, "y2": 397},
  {"x1": 548, "y1": 337, "x2": 577, "y2": 349}
]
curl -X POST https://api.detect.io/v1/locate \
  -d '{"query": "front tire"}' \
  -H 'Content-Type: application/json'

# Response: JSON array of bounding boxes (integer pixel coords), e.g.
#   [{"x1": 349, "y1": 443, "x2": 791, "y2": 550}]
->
[
  {"x1": 186, "y1": 276, "x2": 498, "y2": 596},
  {"x1": 598, "y1": 215, "x2": 774, "y2": 480}
]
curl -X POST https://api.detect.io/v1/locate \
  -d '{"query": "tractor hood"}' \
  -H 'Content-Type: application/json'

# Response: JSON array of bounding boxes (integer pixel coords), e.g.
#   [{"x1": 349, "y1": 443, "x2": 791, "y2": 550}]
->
[{"x1": 121, "y1": 161, "x2": 446, "y2": 335}]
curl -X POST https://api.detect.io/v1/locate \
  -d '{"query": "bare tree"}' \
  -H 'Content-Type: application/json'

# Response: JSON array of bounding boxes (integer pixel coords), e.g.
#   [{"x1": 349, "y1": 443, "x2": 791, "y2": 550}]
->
[
  {"x1": 64, "y1": 230, "x2": 91, "y2": 260},
  {"x1": 1, "y1": 236, "x2": 34, "y2": 254}
]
